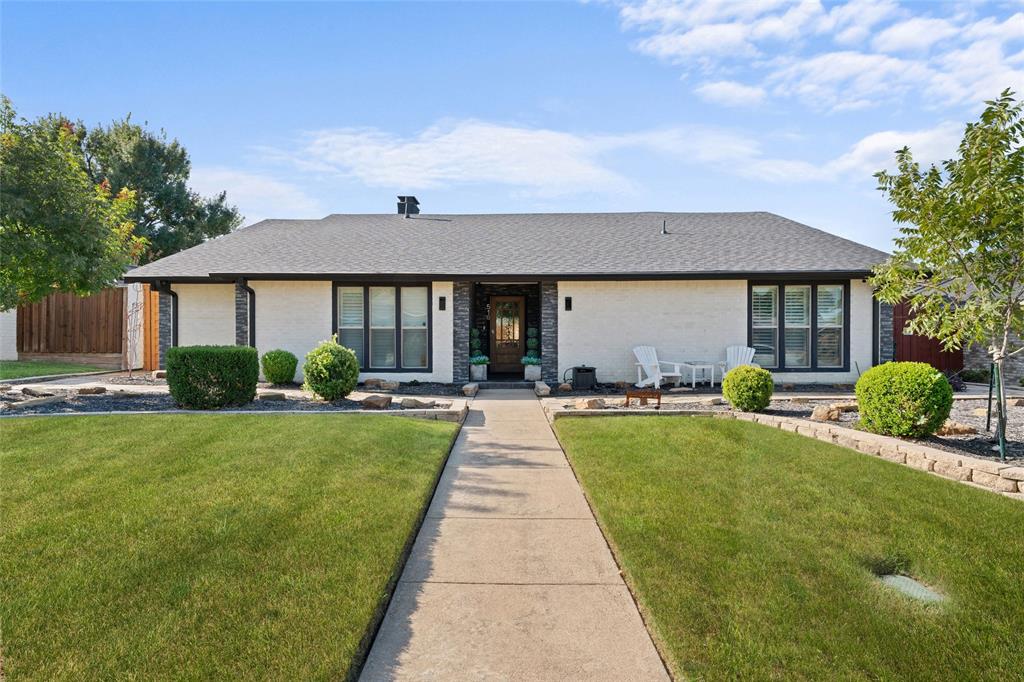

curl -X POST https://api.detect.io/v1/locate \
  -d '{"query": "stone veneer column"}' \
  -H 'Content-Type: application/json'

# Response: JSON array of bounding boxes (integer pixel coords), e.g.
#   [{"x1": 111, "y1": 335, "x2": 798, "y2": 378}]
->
[
  {"x1": 452, "y1": 282, "x2": 472, "y2": 384},
  {"x1": 158, "y1": 291, "x2": 173, "y2": 368},
  {"x1": 235, "y1": 282, "x2": 250, "y2": 346},
  {"x1": 878, "y1": 302, "x2": 894, "y2": 364},
  {"x1": 540, "y1": 281, "x2": 558, "y2": 384}
]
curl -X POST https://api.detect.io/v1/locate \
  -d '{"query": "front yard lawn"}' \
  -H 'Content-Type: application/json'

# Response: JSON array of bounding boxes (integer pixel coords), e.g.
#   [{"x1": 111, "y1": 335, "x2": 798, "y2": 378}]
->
[
  {"x1": 556, "y1": 416, "x2": 1024, "y2": 680},
  {"x1": 0, "y1": 359, "x2": 108, "y2": 380},
  {"x1": 1, "y1": 414, "x2": 458, "y2": 679}
]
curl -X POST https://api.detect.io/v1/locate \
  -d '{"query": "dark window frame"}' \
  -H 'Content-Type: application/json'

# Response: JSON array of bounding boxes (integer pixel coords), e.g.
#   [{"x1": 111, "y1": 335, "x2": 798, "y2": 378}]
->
[
  {"x1": 331, "y1": 282, "x2": 433, "y2": 373},
  {"x1": 747, "y1": 280, "x2": 851, "y2": 373}
]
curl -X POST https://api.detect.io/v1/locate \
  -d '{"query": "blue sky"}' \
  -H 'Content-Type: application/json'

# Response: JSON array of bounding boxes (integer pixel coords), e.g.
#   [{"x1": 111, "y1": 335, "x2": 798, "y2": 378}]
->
[{"x1": 4, "y1": 1, "x2": 1024, "y2": 250}]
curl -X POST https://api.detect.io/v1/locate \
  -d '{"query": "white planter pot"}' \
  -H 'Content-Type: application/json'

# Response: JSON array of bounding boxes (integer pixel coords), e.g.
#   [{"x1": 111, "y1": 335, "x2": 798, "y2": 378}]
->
[
  {"x1": 524, "y1": 364, "x2": 542, "y2": 381},
  {"x1": 470, "y1": 364, "x2": 488, "y2": 381}
]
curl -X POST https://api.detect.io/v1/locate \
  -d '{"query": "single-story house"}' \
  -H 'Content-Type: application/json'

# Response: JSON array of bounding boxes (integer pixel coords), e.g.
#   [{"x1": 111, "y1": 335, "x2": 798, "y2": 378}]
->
[{"x1": 125, "y1": 197, "x2": 894, "y2": 385}]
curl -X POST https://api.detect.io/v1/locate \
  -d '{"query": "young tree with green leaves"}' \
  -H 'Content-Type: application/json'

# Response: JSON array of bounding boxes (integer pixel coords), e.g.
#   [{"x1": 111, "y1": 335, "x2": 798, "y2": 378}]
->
[
  {"x1": 81, "y1": 116, "x2": 241, "y2": 262},
  {"x1": 0, "y1": 97, "x2": 143, "y2": 310},
  {"x1": 871, "y1": 89, "x2": 1023, "y2": 459}
]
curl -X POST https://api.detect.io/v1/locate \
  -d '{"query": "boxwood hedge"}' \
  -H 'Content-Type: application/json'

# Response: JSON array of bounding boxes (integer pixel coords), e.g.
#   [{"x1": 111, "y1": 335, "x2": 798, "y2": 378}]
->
[
  {"x1": 166, "y1": 345, "x2": 259, "y2": 409},
  {"x1": 855, "y1": 361, "x2": 953, "y2": 437}
]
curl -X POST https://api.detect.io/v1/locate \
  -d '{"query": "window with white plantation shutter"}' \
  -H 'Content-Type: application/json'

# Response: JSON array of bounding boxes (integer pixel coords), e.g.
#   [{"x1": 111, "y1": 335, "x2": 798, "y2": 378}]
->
[
  {"x1": 749, "y1": 282, "x2": 848, "y2": 371},
  {"x1": 401, "y1": 287, "x2": 429, "y2": 369},
  {"x1": 751, "y1": 285, "x2": 778, "y2": 368},
  {"x1": 784, "y1": 286, "x2": 811, "y2": 368},
  {"x1": 370, "y1": 287, "x2": 397, "y2": 369},
  {"x1": 338, "y1": 287, "x2": 365, "y2": 366},
  {"x1": 816, "y1": 285, "x2": 843, "y2": 368},
  {"x1": 336, "y1": 285, "x2": 431, "y2": 370}
]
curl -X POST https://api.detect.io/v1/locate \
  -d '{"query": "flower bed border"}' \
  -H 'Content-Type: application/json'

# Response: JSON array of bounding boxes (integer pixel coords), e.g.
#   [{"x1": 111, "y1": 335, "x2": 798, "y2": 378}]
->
[{"x1": 545, "y1": 405, "x2": 1023, "y2": 499}]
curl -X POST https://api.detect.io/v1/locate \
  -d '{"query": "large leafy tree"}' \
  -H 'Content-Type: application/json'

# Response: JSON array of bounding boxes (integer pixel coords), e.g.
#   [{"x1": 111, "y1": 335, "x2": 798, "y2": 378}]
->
[
  {"x1": 0, "y1": 97, "x2": 142, "y2": 310},
  {"x1": 81, "y1": 117, "x2": 241, "y2": 262},
  {"x1": 871, "y1": 89, "x2": 1023, "y2": 457}
]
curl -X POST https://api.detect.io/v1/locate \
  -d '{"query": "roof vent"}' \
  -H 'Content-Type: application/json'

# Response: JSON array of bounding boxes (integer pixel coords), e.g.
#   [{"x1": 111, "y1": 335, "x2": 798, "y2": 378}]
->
[{"x1": 397, "y1": 195, "x2": 420, "y2": 217}]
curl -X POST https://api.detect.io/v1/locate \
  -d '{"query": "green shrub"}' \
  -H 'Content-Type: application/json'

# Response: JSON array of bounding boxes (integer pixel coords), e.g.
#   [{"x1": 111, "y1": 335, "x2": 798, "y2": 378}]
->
[
  {"x1": 166, "y1": 345, "x2": 259, "y2": 409},
  {"x1": 469, "y1": 327, "x2": 482, "y2": 353},
  {"x1": 469, "y1": 354, "x2": 490, "y2": 365},
  {"x1": 521, "y1": 355, "x2": 541, "y2": 365},
  {"x1": 960, "y1": 368, "x2": 990, "y2": 383},
  {"x1": 302, "y1": 336, "x2": 360, "y2": 401},
  {"x1": 722, "y1": 365, "x2": 774, "y2": 412},
  {"x1": 855, "y1": 362, "x2": 953, "y2": 437},
  {"x1": 260, "y1": 349, "x2": 298, "y2": 384}
]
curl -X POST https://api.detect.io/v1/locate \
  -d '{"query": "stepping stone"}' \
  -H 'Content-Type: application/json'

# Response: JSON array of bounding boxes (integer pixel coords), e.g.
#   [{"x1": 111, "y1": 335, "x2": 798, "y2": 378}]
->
[{"x1": 401, "y1": 397, "x2": 436, "y2": 409}]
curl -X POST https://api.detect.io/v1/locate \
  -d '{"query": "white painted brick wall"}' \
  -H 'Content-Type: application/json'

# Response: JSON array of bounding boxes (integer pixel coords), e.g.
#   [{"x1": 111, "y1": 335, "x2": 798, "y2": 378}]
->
[
  {"x1": 172, "y1": 283, "x2": 235, "y2": 347},
  {"x1": 251, "y1": 280, "x2": 333, "y2": 381},
  {"x1": 0, "y1": 308, "x2": 18, "y2": 361},
  {"x1": 557, "y1": 279, "x2": 876, "y2": 385}
]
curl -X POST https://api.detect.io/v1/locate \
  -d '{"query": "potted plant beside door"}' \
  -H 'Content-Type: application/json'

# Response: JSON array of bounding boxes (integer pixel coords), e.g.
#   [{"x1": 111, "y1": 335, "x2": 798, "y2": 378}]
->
[
  {"x1": 468, "y1": 328, "x2": 489, "y2": 381},
  {"x1": 522, "y1": 328, "x2": 541, "y2": 380}
]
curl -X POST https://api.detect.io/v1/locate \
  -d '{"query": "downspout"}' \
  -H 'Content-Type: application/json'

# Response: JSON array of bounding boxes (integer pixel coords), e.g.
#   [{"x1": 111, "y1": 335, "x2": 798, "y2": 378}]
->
[{"x1": 238, "y1": 278, "x2": 256, "y2": 347}]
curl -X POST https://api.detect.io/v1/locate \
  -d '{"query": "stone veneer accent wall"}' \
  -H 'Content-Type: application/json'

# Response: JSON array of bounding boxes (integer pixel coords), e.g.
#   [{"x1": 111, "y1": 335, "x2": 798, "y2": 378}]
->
[
  {"x1": 964, "y1": 332, "x2": 1023, "y2": 386},
  {"x1": 452, "y1": 282, "x2": 472, "y2": 384},
  {"x1": 541, "y1": 281, "x2": 558, "y2": 384},
  {"x1": 878, "y1": 302, "x2": 895, "y2": 364},
  {"x1": 234, "y1": 283, "x2": 250, "y2": 346},
  {"x1": 158, "y1": 291, "x2": 173, "y2": 368}
]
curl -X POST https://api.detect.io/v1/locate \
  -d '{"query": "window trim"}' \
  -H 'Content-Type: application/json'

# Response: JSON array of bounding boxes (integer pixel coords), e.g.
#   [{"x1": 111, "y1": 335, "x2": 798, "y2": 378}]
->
[
  {"x1": 331, "y1": 282, "x2": 433, "y2": 373},
  {"x1": 747, "y1": 280, "x2": 850, "y2": 373}
]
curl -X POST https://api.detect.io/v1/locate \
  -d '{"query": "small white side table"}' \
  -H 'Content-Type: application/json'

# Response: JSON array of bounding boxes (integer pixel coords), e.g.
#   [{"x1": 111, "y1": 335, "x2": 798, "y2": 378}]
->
[{"x1": 681, "y1": 362, "x2": 717, "y2": 388}]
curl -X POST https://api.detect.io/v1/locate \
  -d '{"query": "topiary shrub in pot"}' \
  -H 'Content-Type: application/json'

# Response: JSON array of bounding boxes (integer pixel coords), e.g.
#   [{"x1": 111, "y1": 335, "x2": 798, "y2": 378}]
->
[
  {"x1": 855, "y1": 361, "x2": 953, "y2": 437},
  {"x1": 303, "y1": 335, "x2": 360, "y2": 401},
  {"x1": 722, "y1": 365, "x2": 774, "y2": 412},
  {"x1": 260, "y1": 349, "x2": 298, "y2": 385},
  {"x1": 166, "y1": 345, "x2": 259, "y2": 409}
]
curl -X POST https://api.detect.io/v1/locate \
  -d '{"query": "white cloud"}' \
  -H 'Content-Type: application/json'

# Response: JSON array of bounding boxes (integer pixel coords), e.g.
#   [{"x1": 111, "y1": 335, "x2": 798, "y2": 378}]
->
[
  {"x1": 616, "y1": 0, "x2": 1024, "y2": 111},
  {"x1": 189, "y1": 167, "x2": 324, "y2": 225},
  {"x1": 872, "y1": 17, "x2": 958, "y2": 53},
  {"x1": 694, "y1": 80, "x2": 766, "y2": 106},
  {"x1": 823, "y1": 121, "x2": 962, "y2": 177}
]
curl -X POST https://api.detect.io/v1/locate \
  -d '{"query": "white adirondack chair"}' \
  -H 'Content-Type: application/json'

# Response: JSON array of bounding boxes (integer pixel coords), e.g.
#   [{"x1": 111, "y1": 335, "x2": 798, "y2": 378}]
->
[
  {"x1": 633, "y1": 345, "x2": 685, "y2": 389},
  {"x1": 718, "y1": 345, "x2": 758, "y2": 380}
]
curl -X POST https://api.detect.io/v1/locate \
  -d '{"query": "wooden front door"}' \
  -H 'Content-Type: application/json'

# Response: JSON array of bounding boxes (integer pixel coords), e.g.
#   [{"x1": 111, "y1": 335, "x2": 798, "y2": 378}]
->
[{"x1": 489, "y1": 296, "x2": 525, "y2": 373}]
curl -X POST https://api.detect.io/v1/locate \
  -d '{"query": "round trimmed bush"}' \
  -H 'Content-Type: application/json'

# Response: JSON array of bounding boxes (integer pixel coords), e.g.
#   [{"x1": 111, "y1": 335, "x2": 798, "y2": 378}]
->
[
  {"x1": 303, "y1": 336, "x2": 360, "y2": 400},
  {"x1": 166, "y1": 345, "x2": 259, "y2": 409},
  {"x1": 261, "y1": 349, "x2": 298, "y2": 384},
  {"x1": 855, "y1": 362, "x2": 953, "y2": 437},
  {"x1": 722, "y1": 365, "x2": 774, "y2": 412}
]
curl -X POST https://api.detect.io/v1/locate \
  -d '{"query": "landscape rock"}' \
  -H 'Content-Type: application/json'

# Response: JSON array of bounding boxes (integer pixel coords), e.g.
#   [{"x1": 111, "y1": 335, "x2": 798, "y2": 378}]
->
[
  {"x1": 400, "y1": 397, "x2": 436, "y2": 409},
  {"x1": 462, "y1": 383, "x2": 479, "y2": 397},
  {"x1": 703, "y1": 397, "x2": 724, "y2": 406},
  {"x1": 534, "y1": 381, "x2": 551, "y2": 397},
  {"x1": 1008, "y1": 397, "x2": 1024, "y2": 407},
  {"x1": 361, "y1": 394, "x2": 392, "y2": 410},
  {"x1": 8, "y1": 395, "x2": 64, "y2": 409},
  {"x1": 575, "y1": 398, "x2": 606, "y2": 410},
  {"x1": 77, "y1": 386, "x2": 107, "y2": 395},
  {"x1": 811, "y1": 405, "x2": 842, "y2": 422},
  {"x1": 831, "y1": 402, "x2": 858, "y2": 412},
  {"x1": 151, "y1": 370, "x2": 166, "y2": 379},
  {"x1": 363, "y1": 378, "x2": 383, "y2": 389},
  {"x1": 257, "y1": 391, "x2": 286, "y2": 401},
  {"x1": 936, "y1": 420, "x2": 977, "y2": 436},
  {"x1": 21, "y1": 387, "x2": 55, "y2": 397},
  {"x1": 558, "y1": 383, "x2": 573, "y2": 392},
  {"x1": 971, "y1": 470, "x2": 1019, "y2": 492},
  {"x1": 379, "y1": 381, "x2": 400, "y2": 391}
]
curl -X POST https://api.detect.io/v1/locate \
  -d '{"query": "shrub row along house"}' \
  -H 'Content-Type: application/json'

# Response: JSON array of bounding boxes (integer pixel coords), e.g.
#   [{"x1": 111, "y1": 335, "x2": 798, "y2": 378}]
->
[{"x1": 125, "y1": 197, "x2": 894, "y2": 385}]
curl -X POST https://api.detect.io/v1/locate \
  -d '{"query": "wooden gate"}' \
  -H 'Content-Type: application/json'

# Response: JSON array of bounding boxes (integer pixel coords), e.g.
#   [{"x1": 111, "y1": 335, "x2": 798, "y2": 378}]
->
[
  {"x1": 893, "y1": 301, "x2": 963, "y2": 372},
  {"x1": 142, "y1": 285, "x2": 161, "y2": 371}
]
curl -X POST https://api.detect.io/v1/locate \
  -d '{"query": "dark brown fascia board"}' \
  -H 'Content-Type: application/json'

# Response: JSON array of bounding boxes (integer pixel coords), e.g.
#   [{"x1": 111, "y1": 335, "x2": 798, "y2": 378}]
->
[{"x1": 125, "y1": 270, "x2": 875, "y2": 284}]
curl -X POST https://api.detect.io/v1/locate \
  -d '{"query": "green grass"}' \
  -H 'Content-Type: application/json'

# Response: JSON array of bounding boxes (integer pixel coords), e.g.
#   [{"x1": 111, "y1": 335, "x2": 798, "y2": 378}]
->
[
  {"x1": 0, "y1": 360, "x2": 107, "y2": 380},
  {"x1": 1, "y1": 414, "x2": 458, "y2": 680},
  {"x1": 555, "y1": 416, "x2": 1024, "y2": 681}
]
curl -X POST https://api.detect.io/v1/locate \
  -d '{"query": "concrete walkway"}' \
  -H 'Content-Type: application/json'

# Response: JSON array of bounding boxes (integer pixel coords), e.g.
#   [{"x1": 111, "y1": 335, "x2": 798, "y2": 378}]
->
[{"x1": 360, "y1": 389, "x2": 669, "y2": 681}]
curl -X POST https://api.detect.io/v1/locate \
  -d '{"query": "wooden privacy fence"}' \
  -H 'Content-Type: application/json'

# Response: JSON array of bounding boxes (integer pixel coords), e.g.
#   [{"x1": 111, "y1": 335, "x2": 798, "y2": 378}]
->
[
  {"x1": 893, "y1": 301, "x2": 963, "y2": 373},
  {"x1": 18, "y1": 288, "x2": 125, "y2": 354}
]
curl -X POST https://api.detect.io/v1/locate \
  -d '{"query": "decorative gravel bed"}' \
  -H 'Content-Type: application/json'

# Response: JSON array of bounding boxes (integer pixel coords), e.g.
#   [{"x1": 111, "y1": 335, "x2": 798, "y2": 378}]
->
[{"x1": 560, "y1": 396, "x2": 1023, "y2": 463}]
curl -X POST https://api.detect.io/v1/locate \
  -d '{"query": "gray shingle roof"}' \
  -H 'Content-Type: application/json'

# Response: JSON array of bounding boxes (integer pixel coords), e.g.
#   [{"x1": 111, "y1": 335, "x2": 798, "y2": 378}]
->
[{"x1": 125, "y1": 212, "x2": 889, "y2": 281}]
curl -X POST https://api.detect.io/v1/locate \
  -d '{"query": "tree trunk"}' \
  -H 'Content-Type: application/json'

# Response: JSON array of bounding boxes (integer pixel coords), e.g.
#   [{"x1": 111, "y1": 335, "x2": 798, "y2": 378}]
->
[{"x1": 995, "y1": 358, "x2": 1008, "y2": 462}]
